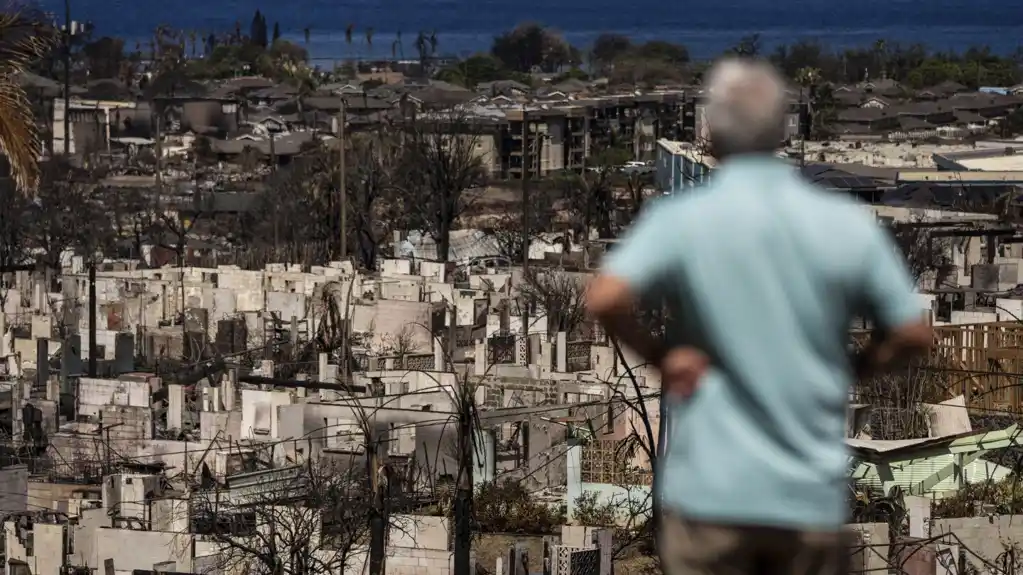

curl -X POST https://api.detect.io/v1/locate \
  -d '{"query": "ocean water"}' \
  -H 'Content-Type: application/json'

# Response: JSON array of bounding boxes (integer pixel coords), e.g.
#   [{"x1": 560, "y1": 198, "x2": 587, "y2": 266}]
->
[{"x1": 44, "y1": 0, "x2": 1023, "y2": 63}]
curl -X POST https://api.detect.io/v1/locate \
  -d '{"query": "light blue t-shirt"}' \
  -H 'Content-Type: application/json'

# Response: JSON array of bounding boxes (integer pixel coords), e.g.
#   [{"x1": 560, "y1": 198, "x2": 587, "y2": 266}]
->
[{"x1": 603, "y1": 155, "x2": 921, "y2": 530}]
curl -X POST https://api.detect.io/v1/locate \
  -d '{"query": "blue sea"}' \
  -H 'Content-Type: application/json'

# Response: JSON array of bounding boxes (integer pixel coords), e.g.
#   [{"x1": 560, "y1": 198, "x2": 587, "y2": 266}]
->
[{"x1": 42, "y1": 0, "x2": 1023, "y2": 63}]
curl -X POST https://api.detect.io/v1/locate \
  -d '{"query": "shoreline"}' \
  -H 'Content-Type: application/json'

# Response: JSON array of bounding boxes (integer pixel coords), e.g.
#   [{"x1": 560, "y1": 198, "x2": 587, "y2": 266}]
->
[{"x1": 77, "y1": 25, "x2": 1023, "y2": 63}]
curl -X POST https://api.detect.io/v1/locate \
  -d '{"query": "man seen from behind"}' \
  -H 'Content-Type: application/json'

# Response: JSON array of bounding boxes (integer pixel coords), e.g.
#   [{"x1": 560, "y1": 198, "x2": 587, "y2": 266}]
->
[{"x1": 585, "y1": 58, "x2": 933, "y2": 575}]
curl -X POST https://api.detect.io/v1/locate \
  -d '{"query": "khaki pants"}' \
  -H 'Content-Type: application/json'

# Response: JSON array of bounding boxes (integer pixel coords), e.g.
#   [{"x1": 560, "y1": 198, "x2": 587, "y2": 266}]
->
[{"x1": 659, "y1": 513, "x2": 849, "y2": 575}]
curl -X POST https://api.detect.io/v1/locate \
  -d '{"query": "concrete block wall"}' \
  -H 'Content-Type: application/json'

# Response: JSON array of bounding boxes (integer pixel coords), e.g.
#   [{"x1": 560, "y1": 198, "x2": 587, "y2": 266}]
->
[
  {"x1": 933, "y1": 515, "x2": 1023, "y2": 571},
  {"x1": 386, "y1": 515, "x2": 452, "y2": 575},
  {"x1": 240, "y1": 389, "x2": 293, "y2": 439},
  {"x1": 57, "y1": 265, "x2": 464, "y2": 360},
  {"x1": 352, "y1": 300, "x2": 433, "y2": 351},
  {"x1": 81, "y1": 329, "x2": 119, "y2": 362},
  {"x1": 950, "y1": 310, "x2": 997, "y2": 325},
  {"x1": 92, "y1": 528, "x2": 194, "y2": 572},
  {"x1": 385, "y1": 546, "x2": 452, "y2": 575},
  {"x1": 79, "y1": 378, "x2": 150, "y2": 416},
  {"x1": 380, "y1": 280, "x2": 423, "y2": 302},
  {"x1": 428, "y1": 282, "x2": 454, "y2": 305},
  {"x1": 381, "y1": 259, "x2": 413, "y2": 277},
  {"x1": 267, "y1": 291, "x2": 307, "y2": 320},
  {"x1": 28, "y1": 481, "x2": 101, "y2": 512},
  {"x1": 847, "y1": 523, "x2": 889, "y2": 575},
  {"x1": 389, "y1": 515, "x2": 450, "y2": 550},
  {"x1": 4, "y1": 521, "x2": 66, "y2": 575},
  {"x1": 421, "y1": 262, "x2": 445, "y2": 283},
  {"x1": 470, "y1": 273, "x2": 511, "y2": 292},
  {"x1": 2, "y1": 289, "x2": 24, "y2": 315},
  {"x1": 99, "y1": 406, "x2": 153, "y2": 440},
  {"x1": 996, "y1": 298, "x2": 1023, "y2": 322}
]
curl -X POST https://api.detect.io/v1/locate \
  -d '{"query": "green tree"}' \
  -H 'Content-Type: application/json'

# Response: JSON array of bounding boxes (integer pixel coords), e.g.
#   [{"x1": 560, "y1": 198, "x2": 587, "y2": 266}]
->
[
  {"x1": 82, "y1": 36, "x2": 124, "y2": 79},
  {"x1": 250, "y1": 10, "x2": 268, "y2": 49},
  {"x1": 491, "y1": 23, "x2": 573, "y2": 73},
  {"x1": 272, "y1": 22, "x2": 281, "y2": 43},
  {"x1": 554, "y1": 67, "x2": 589, "y2": 82},
  {"x1": 632, "y1": 40, "x2": 689, "y2": 65},
  {"x1": 770, "y1": 40, "x2": 827, "y2": 79},
  {"x1": 752, "y1": 38, "x2": 1022, "y2": 89},
  {"x1": 905, "y1": 59, "x2": 962, "y2": 89},
  {"x1": 436, "y1": 53, "x2": 506, "y2": 88},
  {"x1": 590, "y1": 33, "x2": 631, "y2": 71},
  {"x1": 474, "y1": 481, "x2": 563, "y2": 534}
]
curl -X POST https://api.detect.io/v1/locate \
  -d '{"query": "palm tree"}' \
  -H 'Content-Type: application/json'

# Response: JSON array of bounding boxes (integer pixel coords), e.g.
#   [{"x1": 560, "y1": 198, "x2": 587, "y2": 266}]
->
[
  {"x1": 415, "y1": 31, "x2": 428, "y2": 74},
  {"x1": 732, "y1": 33, "x2": 760, "y2": 57},
  {"x1": 0, "y1": 7, "x2": 55, "y2": 194},
  {"x1": 873, "y1": 38, "x2": 887, "y2": 80},
  {"x1": 393, "y1": 30, "x2": 404, "y2": 61},
  {"x1": 345, "y1": 23, "x2": 355, "y2": 61},
  {"x1": 795, "y1": 67, "x2": 821, "y2": 87}
]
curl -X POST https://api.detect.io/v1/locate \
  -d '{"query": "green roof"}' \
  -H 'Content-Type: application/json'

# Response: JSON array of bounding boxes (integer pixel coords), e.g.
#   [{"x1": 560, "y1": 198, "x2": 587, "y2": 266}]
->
[{"x1": 853, "y1": 455, "x2": 1012, "y2": 498}]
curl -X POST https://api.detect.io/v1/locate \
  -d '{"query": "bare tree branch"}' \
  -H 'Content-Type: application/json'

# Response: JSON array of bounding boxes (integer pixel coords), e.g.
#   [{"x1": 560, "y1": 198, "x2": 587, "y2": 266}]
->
[
  {"x1": 394, "y1": 114, "x2": 489, "y2": 262},
  {"x1": 192, "y1": 457, "x2": 379, "y2": 575}
]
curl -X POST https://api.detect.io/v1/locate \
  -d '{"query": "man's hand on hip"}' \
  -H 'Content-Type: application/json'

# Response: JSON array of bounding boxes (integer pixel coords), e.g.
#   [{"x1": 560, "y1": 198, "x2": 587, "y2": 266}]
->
[{"x1": 660, "y1": 347, "x2": 709, "y2": 399}]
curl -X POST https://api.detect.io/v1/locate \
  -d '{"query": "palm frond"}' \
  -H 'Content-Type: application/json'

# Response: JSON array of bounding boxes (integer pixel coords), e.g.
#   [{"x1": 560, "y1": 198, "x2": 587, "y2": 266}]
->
[{"x1": 0, "y1": 8, "x2": 55, "y2": 195}]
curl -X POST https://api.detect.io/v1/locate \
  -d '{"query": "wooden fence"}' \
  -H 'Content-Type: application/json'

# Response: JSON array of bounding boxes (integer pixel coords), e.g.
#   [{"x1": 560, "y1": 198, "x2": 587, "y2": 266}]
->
[{"x1": 929, "y1": 322, "x2": 1023, "y2": 413}]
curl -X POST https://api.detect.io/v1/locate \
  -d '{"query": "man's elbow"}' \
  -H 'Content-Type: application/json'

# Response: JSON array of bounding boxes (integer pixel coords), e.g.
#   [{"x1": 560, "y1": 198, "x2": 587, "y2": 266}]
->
[
  {"x1": 890, "y1": 322, "x2": 933, "y2": 356},
  {"x1": 585, "y1": 275, "x2": 635, "y2": 320}
]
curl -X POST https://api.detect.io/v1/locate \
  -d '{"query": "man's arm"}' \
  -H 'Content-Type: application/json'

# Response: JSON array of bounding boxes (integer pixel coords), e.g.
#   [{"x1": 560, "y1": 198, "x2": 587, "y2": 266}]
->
[
  {"x1": 588, "y1": 275, "x2": 708, "y2": 397},
  {"x1": 586, "y1": 205, "x2": 676, "y2": 366},
  {"x1": 586, "y1": 275, "x2": 668, "y2": 367},
  {"x1": 585, "y1": 203, "x2": 711, "y2": 395},
  {"x1": 852, "y1": 223, "x2": 933, "y2": 378},
  {"x1": 853, "y1": 323, "x2": 932, "y2": 378}
]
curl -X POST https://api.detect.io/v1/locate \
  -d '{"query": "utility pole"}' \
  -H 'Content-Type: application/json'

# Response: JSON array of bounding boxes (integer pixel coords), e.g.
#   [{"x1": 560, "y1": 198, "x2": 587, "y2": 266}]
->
[
  {"x1": 368, "y1": 424, "x2": 386, "y2": 575},
  {"x1": 338, "y1": 97, "x2": 348, "y2": 260},
  {"x1": 799, "y1": 87, "x2": 806, "y2": 168},
  {"x1": 62, "y1": 0, "x2": 71, "y2": 155},
  {"x1": 87, "y1": 261, "x2": 97, "y2": 377},
  {"x1": 454, "y1": 393, "x2": 474, "y2": 575},
  {"x1": 96, "y1": 412, "x2": 122, "y2": 477},
  {"x1": 521, "y1": 111, "x2": 530, "y2": 271},
  {"x1": 271, "y1": 131, "x2": 279, "y2": 253},
  {"x1": 454, "y1": 301, "x2": 473, "y2": 575}
]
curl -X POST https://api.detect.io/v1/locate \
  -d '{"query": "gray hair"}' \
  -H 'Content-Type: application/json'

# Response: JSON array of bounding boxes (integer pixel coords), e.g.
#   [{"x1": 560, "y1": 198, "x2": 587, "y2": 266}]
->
[{"x1": 704, "y1": 57, "x2": 787, "y2": 157}]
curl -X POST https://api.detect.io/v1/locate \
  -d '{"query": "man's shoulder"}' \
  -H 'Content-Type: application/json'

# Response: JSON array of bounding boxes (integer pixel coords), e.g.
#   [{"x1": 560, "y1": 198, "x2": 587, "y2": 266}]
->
[
  {"x1": 656, "y1": 184, "x2": 725, "y2": 214},
  {"x1": 638, "y1": 191, "x2": 705, "y2": 222},
  {"x1": 789, "y1": 181, "x2": 881, "y2": 229}
]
